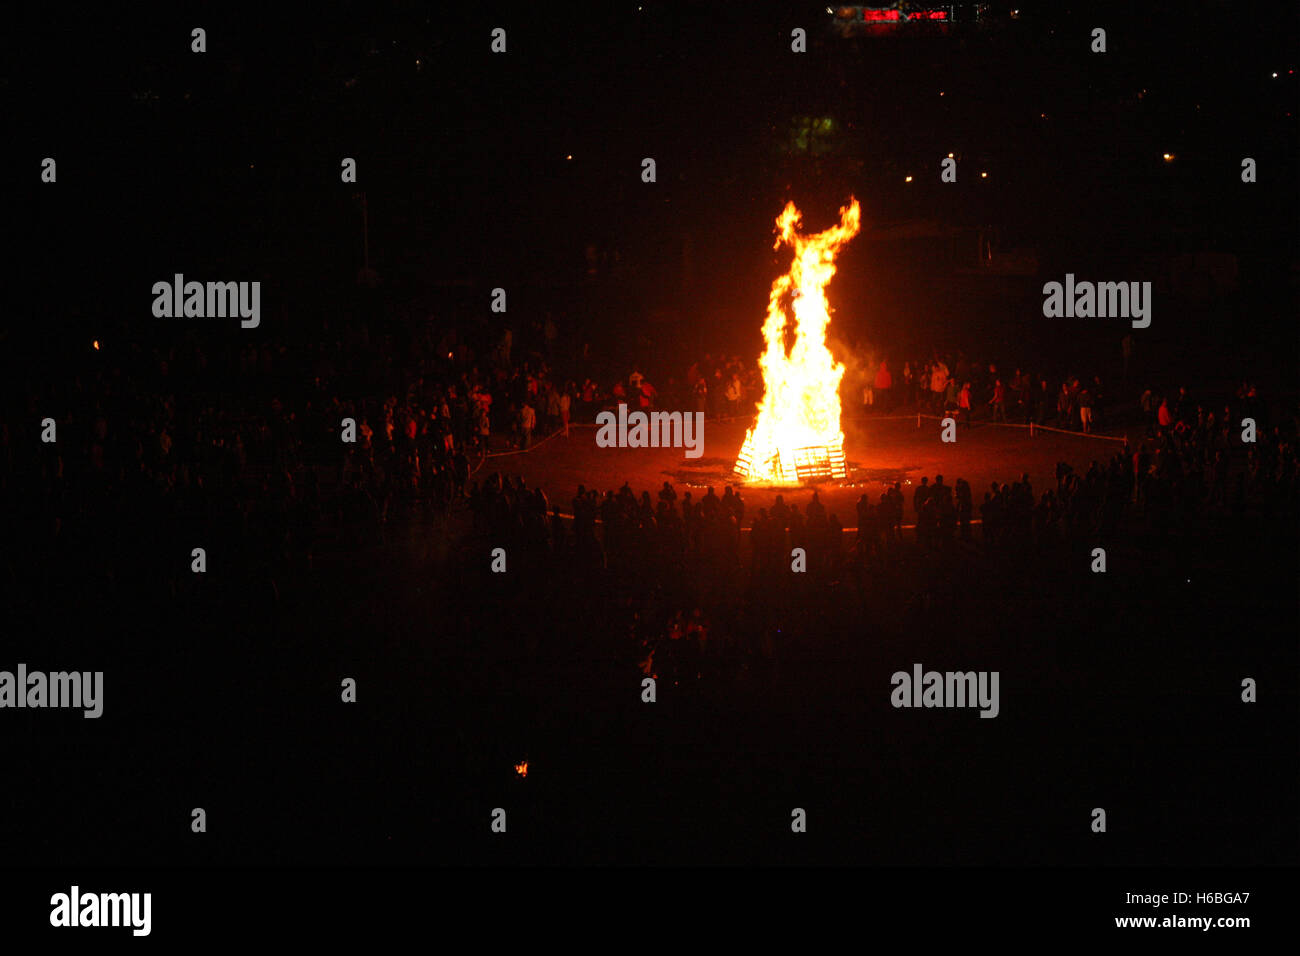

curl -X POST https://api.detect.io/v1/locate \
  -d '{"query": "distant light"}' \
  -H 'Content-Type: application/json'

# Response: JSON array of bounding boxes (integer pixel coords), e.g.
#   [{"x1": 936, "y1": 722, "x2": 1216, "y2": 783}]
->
[
  {"x1": 980, "y1": 172, "x2": 988, "y2": 178},
  {"x1": 92, "y1": 340, "x2": 100, "y2": 350},
  {"x1": 904, "y1": 175, "x2": 913, "y2": 182},
  {"x1": 1272, "y1": 72, "x2": 1278, "y2": 78},
  {"x1": 947, "y1": 152, "x2": 954, "y2": 158},
  {"x1": 515, "y1": 760, "x2": 528, "y2": 778},
  {"x1": 939, "y1": 91, "x2": 945, "y2": 96},
  {"x1": 1162, "y1": 152, "x2": 1175, "y2": 162},
  {"x1": 826, "y1": 6, "x2": 833, "y2": 13},
  {"x1": 566, "y1": 154, "x2": 573, "y2": 160}
]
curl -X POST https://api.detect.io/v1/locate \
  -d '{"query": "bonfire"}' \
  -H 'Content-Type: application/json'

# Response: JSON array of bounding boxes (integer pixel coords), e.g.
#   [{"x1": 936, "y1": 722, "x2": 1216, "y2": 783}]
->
[{"x1": 734, "y1": 198, "x2": 860, "y2": 484}]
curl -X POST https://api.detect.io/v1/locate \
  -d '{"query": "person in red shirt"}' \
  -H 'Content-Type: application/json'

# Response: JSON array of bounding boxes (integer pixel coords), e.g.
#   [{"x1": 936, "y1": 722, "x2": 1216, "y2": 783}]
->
[
  {"x1": 1157, "y1": 397, "x2": 1173, "y2": 431},
  {"x1": 874, "y1": 361, "x2": 893, "y2": 411}
]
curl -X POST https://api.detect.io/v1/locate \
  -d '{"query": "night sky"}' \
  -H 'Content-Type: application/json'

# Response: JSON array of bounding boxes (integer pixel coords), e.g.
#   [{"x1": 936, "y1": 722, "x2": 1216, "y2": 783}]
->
[{"x1": 12, "y1": 3, "x2": 1297, "y2": 352}]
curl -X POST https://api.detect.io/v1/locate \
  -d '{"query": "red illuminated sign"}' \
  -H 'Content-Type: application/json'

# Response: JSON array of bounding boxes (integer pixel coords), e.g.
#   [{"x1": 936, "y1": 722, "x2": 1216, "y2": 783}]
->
[{"x1": 862, "y1": 7, "x2": 949, "y2": 21}]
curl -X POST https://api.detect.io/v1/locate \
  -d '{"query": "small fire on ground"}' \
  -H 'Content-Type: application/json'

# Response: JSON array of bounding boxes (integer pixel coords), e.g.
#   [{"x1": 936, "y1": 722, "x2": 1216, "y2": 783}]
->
[{"x1": 735, "y1": 198, "x2": 861, "y2": 485}]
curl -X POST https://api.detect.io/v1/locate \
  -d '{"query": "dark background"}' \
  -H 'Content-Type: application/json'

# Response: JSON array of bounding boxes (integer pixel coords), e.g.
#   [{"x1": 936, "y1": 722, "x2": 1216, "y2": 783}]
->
[
  {"x1": 2, "y1": 1, "x2": 1296, "y2": 867},
  {"x1": 10, "y1": 1, "x2": 1298, "y2": 376}
]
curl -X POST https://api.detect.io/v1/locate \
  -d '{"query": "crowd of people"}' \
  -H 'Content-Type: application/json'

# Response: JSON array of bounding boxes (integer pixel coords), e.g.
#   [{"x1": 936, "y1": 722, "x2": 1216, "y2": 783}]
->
[
  {"x1": 5, "y1": 304, "x2": 1295, "y2": 691},
  {"x1": 460, "y1": 378, "x2": 1295, "y2": 680},
  {"x1": 470, "y1": 402, "x2": 1295, "y2": 570},
  {"x1": 850, "y1": 349, "x2": 1270, "y2": 452},
  {"x1": 2, "y1": 310, "x2": 770, "y2": 602},
  {"x1": 856, "y1": 351, "x2": 1106, "y2": 432}
]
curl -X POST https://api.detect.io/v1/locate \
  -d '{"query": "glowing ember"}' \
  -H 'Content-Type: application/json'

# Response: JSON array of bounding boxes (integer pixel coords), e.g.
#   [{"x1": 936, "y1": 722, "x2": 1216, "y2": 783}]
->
[
  {"x1": 514, "y1": 760, "x2": 529, "y2": 778},
  {"x1": 735, "y1": 198, "x2": 860, "y2": 484}
]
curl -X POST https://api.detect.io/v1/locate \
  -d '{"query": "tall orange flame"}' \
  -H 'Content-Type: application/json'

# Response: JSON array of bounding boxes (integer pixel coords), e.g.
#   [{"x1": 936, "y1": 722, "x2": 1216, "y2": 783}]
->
[{"x1": 735, "y1": 198, "x2": 860, "y2": 484}]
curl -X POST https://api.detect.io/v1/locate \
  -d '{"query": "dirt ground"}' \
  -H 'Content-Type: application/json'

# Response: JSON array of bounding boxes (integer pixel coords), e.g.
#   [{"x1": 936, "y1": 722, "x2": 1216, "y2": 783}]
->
[{"x1": 487, "y1": 413, "x2": 1129, "y2": 526}]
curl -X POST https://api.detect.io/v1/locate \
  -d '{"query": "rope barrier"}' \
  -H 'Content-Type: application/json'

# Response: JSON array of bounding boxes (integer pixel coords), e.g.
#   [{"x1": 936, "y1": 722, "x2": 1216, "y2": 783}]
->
[{"x1": 904, "y1": 413, "x2": 1128, "y2": 443}]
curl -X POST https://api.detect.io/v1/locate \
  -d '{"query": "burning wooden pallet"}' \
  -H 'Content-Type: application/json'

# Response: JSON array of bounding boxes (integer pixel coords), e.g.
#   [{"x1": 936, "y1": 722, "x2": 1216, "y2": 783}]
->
[{"x1": 733, "y1": 439, "x2": 847, "y2": 483}]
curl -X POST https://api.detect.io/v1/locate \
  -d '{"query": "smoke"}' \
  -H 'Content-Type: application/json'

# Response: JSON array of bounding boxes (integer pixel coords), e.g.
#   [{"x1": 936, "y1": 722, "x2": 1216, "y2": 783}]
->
[{"x1": 827, "y1": 329, "x2": 885, "y2": 444}]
